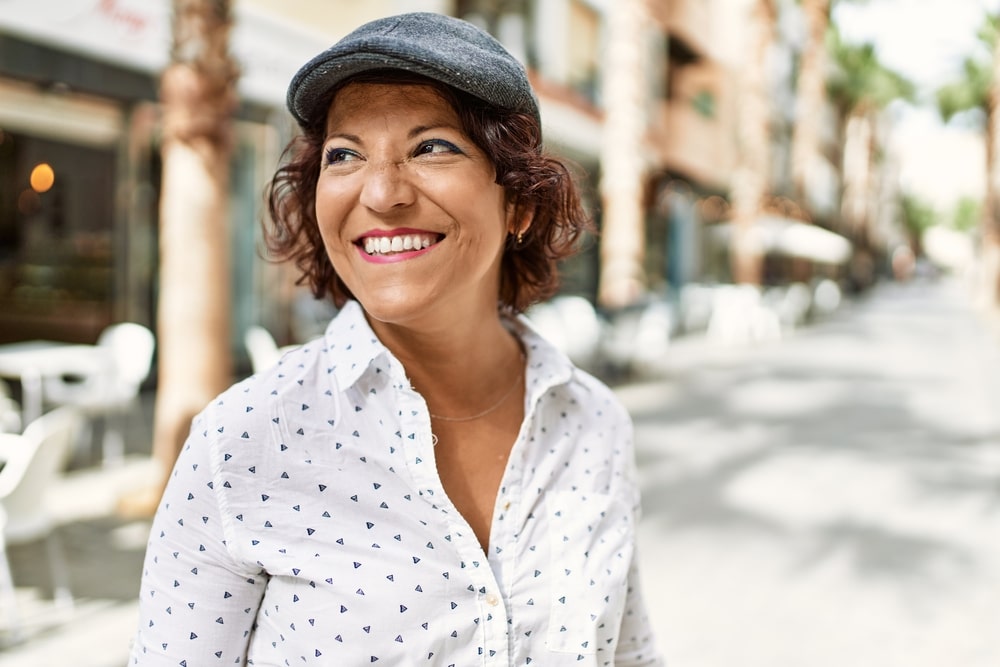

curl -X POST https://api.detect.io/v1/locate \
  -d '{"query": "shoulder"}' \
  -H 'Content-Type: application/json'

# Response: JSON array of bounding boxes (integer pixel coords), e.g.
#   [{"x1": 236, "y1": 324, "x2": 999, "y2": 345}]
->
[
  {"x1": 196, "y1": 337, "x2": 339, "y2": 448},
  {"x1": 515, "y1": 312, "x2": 632, "y2": 428},
  {"x1": 568, "y1": 365, "x2": 632, "y2": 425}
]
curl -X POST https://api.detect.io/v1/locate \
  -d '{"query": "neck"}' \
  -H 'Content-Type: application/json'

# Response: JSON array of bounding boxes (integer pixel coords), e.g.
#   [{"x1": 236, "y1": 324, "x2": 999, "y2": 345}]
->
[{"x1": 365, "y1": 306, "x2": 523, "y2": 414}]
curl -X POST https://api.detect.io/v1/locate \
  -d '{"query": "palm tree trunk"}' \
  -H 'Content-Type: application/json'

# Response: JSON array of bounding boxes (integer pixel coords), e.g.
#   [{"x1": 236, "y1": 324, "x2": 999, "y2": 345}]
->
[
  {"x1": 840, "y1": 106, "x2": 873, "y2": 235},
  {"x1": 598, "y1": 0, "x2": 649, "y2": 309},
  {"x1": 838, "y1": 105, "x2": 881, "y2": 290},
  {"x1": 980, "y1": 30, "x2": 1000, "y2": 310},
  {"x1": 127, "y1": 0, "x2": 237, "y2": 513},
  {"x1": 730, "y1": 0, "x2": 776, "y2": 284},
  {"x1": 790, "y1": 0, "x2": 829, "y2": 207}
]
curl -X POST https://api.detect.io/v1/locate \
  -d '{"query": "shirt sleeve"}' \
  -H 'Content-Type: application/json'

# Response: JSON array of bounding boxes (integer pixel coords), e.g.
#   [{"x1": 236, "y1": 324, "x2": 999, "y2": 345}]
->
[
  {"x1": 129, "y1": 411, "x2": 267, "y2": 665},
  {"x1": 613, "y1": 551, "x2": 667, "y2": 666},
  {"x1": 614, "y1": 410, "x2": 668, "y2": 667}
]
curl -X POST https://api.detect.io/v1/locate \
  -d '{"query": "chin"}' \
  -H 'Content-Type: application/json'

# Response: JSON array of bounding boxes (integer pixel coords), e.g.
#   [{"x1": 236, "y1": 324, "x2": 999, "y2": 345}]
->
[{"x1": 354, "y1": 288, "x2": 436, "y2": 327}]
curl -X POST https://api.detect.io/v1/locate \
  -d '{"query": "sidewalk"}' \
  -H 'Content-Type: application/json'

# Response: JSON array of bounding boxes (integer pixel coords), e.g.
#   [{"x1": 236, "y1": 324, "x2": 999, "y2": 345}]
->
[
  {"x1": 1, "y1": 277, "x2": 998, "y2": 666},
  {"x1": 621, "y1": 277, "x2": 1000, "y2": 667}
]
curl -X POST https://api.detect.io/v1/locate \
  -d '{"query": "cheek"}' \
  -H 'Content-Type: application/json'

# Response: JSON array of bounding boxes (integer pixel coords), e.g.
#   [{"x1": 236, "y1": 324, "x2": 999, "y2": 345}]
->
[
  {"x1": 465, "y1": 214, "x2": 510, "y2": 271},
  {"x1": 314, "y1": 186, "x2": 349, "y2": 249},
  {"x1": 455, "y1": 200, "x2": 508, "y2": 253}
]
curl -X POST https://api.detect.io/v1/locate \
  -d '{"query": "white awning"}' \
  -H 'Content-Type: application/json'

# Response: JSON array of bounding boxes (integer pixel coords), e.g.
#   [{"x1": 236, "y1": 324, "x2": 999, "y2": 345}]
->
[{"x1": 709, "y1": 216, "x2": 853, "y2": 264}]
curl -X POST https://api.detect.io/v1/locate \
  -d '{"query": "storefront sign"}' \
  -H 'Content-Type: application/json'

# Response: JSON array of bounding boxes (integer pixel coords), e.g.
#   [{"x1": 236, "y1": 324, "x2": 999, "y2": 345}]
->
[{"x1": 0, "y1": 0, "x2": 326, "y2": 107}]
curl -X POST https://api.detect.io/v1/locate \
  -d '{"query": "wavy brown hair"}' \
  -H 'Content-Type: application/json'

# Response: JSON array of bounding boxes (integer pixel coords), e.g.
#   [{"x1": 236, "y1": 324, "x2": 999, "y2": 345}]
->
[{"x1": 264, "y1": 70, "x2": 593, "y2": 314}]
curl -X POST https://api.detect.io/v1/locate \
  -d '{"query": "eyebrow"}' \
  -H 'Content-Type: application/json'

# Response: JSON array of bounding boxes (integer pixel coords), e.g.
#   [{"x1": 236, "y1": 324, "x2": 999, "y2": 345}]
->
[
  {"x1": 407, "y1": 123, "x2": 458, "y2": 138},
  {"x1": 325, "y1": 131, "x2": 361, "y2": 143},
  {"x1": 325, "y1": 123, "x2": 460, "y2": 143}
]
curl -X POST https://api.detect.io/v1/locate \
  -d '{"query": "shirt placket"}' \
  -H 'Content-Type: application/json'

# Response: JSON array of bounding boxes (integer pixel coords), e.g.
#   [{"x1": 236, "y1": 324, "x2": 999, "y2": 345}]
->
[
  {"x1": 488, "y1": 452, "x2": 524, "y2": 664},
  {"x1": 394, "y1": 374, "x2": 512, "y2": 665}
]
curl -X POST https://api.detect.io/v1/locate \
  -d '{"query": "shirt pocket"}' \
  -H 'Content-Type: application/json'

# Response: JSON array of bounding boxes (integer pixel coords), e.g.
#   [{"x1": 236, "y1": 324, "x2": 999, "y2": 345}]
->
[{"x1": 546, "y1": 490, "x2": 634, "y2": 656}]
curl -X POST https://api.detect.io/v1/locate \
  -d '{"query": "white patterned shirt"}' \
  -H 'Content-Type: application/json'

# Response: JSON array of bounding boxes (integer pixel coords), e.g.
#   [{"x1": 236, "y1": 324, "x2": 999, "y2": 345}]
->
[{"x1": 130, "y1": 300, "x2": 664, "y2": 666}]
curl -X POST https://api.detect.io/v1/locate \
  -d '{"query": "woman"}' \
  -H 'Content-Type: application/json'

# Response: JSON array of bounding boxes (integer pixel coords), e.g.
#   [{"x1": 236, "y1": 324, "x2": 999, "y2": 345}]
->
[{"x1": 130, "y1": 12, "x2": 664, "y2": 666}]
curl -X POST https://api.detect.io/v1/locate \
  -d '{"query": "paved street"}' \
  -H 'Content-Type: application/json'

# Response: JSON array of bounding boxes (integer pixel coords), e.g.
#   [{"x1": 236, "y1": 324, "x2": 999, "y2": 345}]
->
[
  {"x1": 1, "y1": 276, "x2": 998, "y2": 666},
  {"x1": 622, "y1": 277, "x2": 1000, "y2": 667}
]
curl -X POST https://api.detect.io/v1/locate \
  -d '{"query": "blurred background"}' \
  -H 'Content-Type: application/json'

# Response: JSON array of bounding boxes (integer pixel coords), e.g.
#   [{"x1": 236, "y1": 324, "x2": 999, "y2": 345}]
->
[{"x1": 0, "y1": 0, "x2": 998, "y2": 665}]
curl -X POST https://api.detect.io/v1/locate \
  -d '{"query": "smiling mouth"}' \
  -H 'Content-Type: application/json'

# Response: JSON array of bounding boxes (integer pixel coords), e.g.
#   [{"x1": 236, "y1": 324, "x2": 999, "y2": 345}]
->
[{"x1": 359, "y1": 232, "x2": 442, "y2": 256}]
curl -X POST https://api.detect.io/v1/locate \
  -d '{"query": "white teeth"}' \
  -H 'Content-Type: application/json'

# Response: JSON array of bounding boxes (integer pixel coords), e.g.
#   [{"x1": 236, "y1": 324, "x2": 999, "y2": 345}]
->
[{"x1": 363, "y1": 233, "x2": 437, "y2": 255}]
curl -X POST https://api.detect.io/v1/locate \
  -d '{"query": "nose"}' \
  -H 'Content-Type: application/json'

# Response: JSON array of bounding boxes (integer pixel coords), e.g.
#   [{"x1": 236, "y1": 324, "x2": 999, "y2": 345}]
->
[{"x1": 358, "y1": 160, "x2": 415, "y2": 213}]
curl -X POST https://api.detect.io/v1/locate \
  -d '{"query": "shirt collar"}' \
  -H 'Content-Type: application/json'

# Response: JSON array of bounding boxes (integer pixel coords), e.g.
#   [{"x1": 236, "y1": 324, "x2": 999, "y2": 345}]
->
[
  {"x1": 321, "y1": 300, "x2": 391, "y2": 391},
  {"x1": 321, "y1": 300, "x2": 578, "y2": 402},
  {"x1": 506, "y1": 312, "x2": 576, "y2": 409}
]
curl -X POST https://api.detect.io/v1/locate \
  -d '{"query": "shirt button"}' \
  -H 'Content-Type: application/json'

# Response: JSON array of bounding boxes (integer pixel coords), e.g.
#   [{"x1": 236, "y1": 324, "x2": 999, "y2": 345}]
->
[
  {"x1": 485, "y1": 593, "x2": 500, "y2": 606},
  {"x1": 503, "y1": 500, "x2": 511, "y2": 511}
]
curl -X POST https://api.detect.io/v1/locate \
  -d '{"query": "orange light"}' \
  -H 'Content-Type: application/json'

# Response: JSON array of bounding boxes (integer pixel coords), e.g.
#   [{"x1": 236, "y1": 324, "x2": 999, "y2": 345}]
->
[{"x1": 30, "y1": 163, "x2": 55, "y2": 193}]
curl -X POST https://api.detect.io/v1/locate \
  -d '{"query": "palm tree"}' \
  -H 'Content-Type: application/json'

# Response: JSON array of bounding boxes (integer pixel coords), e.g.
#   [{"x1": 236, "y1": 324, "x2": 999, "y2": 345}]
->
[
  {"x1": 937, "y1": 13, "x2": 1000, "y2": 310},
  {"x1": 123, "y1": 0, "x2": 238, "y2": 515},
  {"x1": 790, "y1": 0, "x2": 872, "y2": 210},
  {"x1": 826, "y1": 28, "x2": 914, "y2": 256},
  {"x1": 729, "y1": 0, "x2": 777, "y2": 285},
  {"x1": 790, "y1": 0, "x2": 831, "y2": 207},
  {"x1": 597, "y1": 0, "x2": 650, "y2": 307}
]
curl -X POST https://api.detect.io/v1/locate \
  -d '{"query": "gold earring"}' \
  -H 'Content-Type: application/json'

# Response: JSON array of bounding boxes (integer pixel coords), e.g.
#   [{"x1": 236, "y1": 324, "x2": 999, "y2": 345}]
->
[{"x1": 516, "y1": 231, "x2": 524, "y2": 246}]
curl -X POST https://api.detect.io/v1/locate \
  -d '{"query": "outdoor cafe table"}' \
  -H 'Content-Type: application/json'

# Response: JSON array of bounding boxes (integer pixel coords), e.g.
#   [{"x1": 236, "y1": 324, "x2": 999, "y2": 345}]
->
[{"x1": 0, "y1": 340, "x2": 108, "y2": 427}]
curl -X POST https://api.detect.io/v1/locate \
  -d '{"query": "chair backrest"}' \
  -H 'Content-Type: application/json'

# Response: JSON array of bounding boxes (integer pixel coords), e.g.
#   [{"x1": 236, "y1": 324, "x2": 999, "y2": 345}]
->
[
  {"x1": 0, "y1": 380, "x2": 20, "y2": 434},
  {"x1": 0, "y1": 407, "x2": 84, "y2": 542},
  {"x1": 244, "y1": 325, "x2": 281, "y2": 373},
  {"x1": 98, "y1": 322, "x2": 156, "y2": 390}
]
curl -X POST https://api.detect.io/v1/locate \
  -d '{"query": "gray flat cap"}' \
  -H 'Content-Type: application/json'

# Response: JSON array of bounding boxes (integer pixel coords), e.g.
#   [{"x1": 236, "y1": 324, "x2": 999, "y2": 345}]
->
[{"x1": 287, "y1": 12, "x2": 540, "y2": 128}]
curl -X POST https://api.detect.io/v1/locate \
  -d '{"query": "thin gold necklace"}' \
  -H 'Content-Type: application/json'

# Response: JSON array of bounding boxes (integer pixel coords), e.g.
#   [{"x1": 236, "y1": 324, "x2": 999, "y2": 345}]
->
[{"x1": 429, "y1": 351, "x2": 525, "y2": 422}]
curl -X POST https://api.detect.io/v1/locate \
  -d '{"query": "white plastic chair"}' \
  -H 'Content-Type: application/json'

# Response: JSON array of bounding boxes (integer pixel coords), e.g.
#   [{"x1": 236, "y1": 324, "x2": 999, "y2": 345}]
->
[
  {"x1": 524, "y1": 296, "x2": 605, "y2": 370},
  {"x1": 706, "y1": 284, "x2": 782, "y2": 345},
  {"x1": 244, "y1": 325, "x2": 298, "y2": 374},
  {"x1": 42, "y1": 322, "x2": 155, "y2": 466},
  {"x1": 244, "y1": 325, "x2": 281, "y2": 373},
  {"x1": 0, "y1": 406, "x2": 85, "y2": 635},
  {"x1": 0, "y1": 381, "x2": 20, "y2": 435}
]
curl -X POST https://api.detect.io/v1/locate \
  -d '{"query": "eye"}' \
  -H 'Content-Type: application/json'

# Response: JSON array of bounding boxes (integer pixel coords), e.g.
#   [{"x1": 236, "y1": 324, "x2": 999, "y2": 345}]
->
[
  {"x1": 324, "y1": 147, "x2": 361, "y2": 165},
  {"x1": 414, "y1": 139, "x2": 463, "y2": 156}
]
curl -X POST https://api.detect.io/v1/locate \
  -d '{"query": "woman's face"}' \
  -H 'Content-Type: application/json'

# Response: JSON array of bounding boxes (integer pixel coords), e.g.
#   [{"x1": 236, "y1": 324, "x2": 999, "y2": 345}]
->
[{"x1": 315, "y1": 82, "x2": 512, "y2": 329}]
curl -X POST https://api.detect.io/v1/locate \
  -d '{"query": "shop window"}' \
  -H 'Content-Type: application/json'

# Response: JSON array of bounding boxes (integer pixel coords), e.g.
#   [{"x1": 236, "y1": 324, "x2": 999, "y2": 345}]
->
[
  {"x1": 567, "y1": 0, "x2": 600, "y2": 104},
  {"x1": 0, "y1": 130, "x2": 116, "y2": 342},
  {"x1": 456, "y1": 0, "x2": 536, "y2": 69}
]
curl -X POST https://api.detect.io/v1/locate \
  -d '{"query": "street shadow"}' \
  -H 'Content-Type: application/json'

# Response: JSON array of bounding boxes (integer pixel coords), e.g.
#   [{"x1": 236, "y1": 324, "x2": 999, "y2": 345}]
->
[
  {"x1": 791, "y1": 516, "x2": 975, "y2": 585},
  {"x1": 628, "y1": 288, "x2": 1000, "y2": 589}
]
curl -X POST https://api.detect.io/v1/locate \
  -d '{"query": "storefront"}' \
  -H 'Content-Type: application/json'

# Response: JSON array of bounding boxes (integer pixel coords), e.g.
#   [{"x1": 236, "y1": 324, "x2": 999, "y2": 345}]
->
[{"x1": 0, "y1": 0, "x2": 327, "y2": 356}]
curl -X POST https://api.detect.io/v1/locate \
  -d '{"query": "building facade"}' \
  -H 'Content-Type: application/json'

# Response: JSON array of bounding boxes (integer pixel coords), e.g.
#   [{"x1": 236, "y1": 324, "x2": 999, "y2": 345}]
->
[
  {"x1": 0, "y1": 0, "x2": 333, "y2": 353},
  {"x1": 0, "y1": 0, "x2": 616, "y2": 363},
  {"x1": 1, "y1": 0, "x2": 835, "y2": 361}
]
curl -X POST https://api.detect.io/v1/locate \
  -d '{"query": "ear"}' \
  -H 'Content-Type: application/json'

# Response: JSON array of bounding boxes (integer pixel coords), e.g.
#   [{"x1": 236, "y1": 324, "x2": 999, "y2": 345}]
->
[{"x1": 507, "y1": 202, "x2": 535, "y2": 238}]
